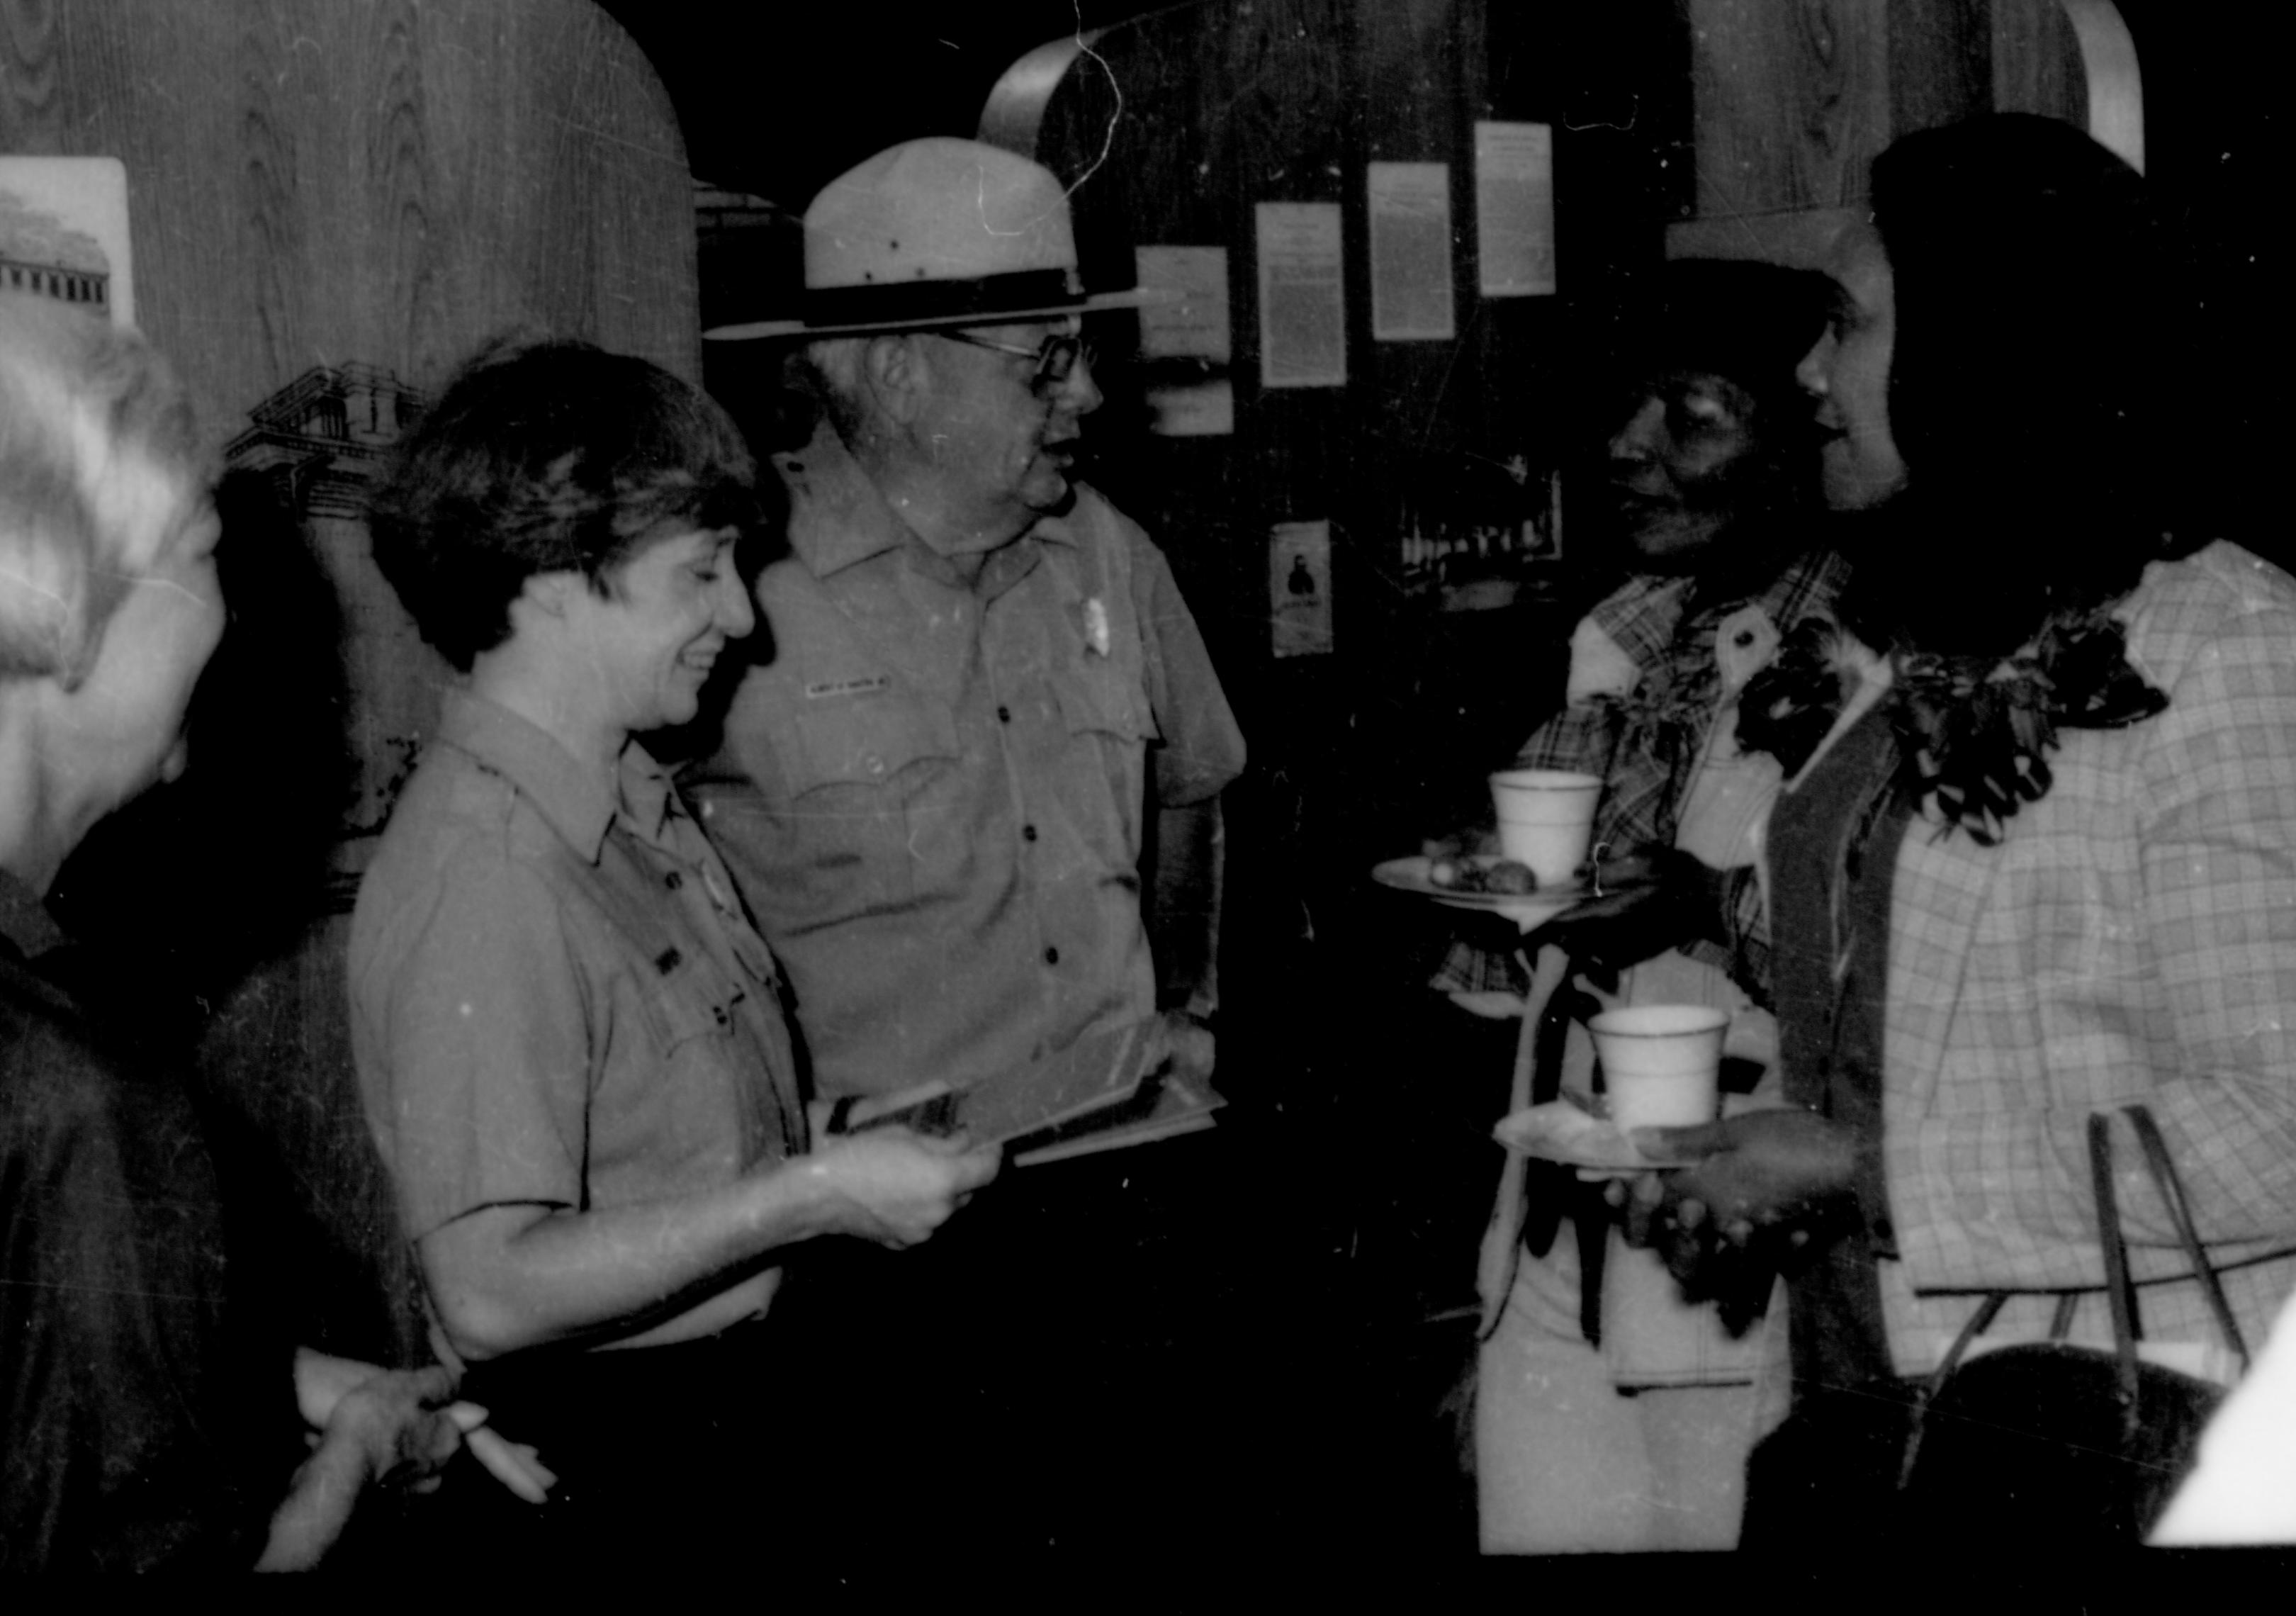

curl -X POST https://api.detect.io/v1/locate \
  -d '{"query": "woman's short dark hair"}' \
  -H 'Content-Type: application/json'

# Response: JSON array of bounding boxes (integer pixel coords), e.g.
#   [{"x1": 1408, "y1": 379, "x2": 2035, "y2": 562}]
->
[
  {"x1": 368, "y1": 339, "x2": 765, "y2": 670},
  {"x1": 1869, "y1": 113, "x2": 2189, "y2": 612}
]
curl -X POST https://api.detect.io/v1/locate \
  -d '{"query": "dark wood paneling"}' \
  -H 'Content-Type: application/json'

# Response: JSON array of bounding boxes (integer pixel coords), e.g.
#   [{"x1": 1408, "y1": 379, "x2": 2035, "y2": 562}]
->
[
  {"x1": 997, "y1": 1, "x2": 1696, "y2": 1063},
  {"x1": 1891, "y1": 0, "x2": 1995, "y2": 136},
  {"x1": 3, "y1": 0, "x2": 694, "y2": 443},
  {"x1": 1673, "y1": 0, "x2": 2094, "y2": 264},
  {"x1": 1688, "y1": 0, "x2": 1891, "y2": 219}
]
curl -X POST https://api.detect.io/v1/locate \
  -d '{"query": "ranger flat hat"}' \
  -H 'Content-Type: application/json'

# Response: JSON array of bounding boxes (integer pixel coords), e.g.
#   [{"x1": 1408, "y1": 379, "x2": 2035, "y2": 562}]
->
[{"x1": 704, "y1": 137, "x2": 1163, "y2": 342}]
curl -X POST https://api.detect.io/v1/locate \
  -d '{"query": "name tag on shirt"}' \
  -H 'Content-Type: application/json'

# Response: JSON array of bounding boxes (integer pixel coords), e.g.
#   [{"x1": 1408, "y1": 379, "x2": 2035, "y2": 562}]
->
[{"x1": 804, "y1": 674, "x2": 891, "y2": 700}]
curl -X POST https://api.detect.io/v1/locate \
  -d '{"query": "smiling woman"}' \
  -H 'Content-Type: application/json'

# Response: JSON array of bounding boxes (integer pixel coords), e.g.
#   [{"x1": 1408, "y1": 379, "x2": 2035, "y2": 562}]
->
[
  {"x1": 561, "y1": 522, "x2": 753, "y2": 736},
  {"x1": 365, "y1": 339, "x2": 769, "y2": 678},
  {"x1": 1595, "y1": 259, "x2": 1831, "y2": 588},
  {"x1": 347, "y1": 337, "x2": 998, "y2": 1562}
]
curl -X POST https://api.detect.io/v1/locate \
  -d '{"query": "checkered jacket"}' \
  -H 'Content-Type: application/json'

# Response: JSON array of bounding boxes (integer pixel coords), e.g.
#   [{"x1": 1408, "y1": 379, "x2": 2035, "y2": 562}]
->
[{"x1": 1857, "y1": 542, "x2": 2296, "y2": 1377}]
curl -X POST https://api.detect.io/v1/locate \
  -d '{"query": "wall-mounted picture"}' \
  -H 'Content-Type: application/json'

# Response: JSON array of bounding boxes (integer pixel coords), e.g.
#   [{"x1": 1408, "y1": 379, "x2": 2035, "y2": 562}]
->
[{"x1": 0, "y1": 155, "x2": 134, "y2": 327}]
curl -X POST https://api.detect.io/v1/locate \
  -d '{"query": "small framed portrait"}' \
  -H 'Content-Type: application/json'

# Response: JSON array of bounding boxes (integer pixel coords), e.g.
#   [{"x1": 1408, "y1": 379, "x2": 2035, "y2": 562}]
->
[{"x1": 1522, "y1": 470, "x2": 1564, "y2": 561}]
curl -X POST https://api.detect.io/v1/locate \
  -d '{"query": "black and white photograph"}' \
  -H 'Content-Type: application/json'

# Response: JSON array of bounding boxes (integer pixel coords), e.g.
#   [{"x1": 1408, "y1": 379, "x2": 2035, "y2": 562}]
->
[{"x1": 0, "y1": 155, "x2": 130, "y2": 324}]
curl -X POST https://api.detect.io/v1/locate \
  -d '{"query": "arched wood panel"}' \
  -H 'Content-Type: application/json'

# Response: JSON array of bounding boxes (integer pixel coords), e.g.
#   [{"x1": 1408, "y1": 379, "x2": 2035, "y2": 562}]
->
[
  {"x1": 1670, "y1": 0, "x2": 2096, "y2": 266},
  {"x1": 6, "y1": 0, "x2": 698, "y2": 1364},
  {"x1": 2, "y1": 0, "x2": 695, "y2": 431}
]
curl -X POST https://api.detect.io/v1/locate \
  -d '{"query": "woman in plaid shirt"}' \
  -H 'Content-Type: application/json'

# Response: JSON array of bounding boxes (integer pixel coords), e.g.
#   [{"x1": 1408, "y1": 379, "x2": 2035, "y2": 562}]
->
[{"x1": 1469, "y1": 261, "x2": 1841, "y2": 1552}]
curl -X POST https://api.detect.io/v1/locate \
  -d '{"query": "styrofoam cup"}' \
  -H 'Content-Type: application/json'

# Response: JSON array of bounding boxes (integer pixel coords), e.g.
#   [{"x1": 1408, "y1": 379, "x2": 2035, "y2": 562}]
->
[
  {"x1": 1589, "y1": 1004, "x2": 1728, "y2": 1133},
  {"x1": 1488, "y1": 769, "x2": 1601, "y2": 886}
]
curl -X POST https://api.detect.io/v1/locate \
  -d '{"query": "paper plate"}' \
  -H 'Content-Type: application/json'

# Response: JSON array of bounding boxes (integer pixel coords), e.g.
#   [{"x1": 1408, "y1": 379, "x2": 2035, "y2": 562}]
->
[
  {"x1": 1492, "y1": 1100, "x2": 1695, "y2": 1172},
  {"x1": 1370, "y1": 855, "x2": 1587, "y2": 932}
]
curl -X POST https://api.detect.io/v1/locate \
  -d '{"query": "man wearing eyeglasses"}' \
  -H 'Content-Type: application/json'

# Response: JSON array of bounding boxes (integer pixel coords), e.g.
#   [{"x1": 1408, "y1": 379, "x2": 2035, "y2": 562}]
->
[
  {"x1": 696, "y1": 133, "x2": 1242, "y2": 1114},
  {"x1": 691, "y1": 137, "x2": 1247, "y2": 1554}
]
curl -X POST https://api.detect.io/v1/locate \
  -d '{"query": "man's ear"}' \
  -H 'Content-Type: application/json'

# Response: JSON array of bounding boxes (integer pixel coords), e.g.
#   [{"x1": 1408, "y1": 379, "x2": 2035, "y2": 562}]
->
[{"x1": 861, "y1": 334, "x2": 925, "y2": 425}]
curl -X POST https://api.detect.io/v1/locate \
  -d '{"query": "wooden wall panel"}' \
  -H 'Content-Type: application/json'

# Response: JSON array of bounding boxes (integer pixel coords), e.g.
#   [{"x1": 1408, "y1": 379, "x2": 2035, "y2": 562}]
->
[
  {"x1": 1687, "y1": 0, "x2": 1891, "y2": 221},
  {"x1": 5, "y1": 0, "x2": 697, "y2": 1364},
  {"x1": 1030, "y1": 0, "x2": 1362, "y2": 648},
  {"x1": 1993, "y1": 0, "x2": 2091, "y2": 125},
  {"x1": 1890, "y1": 0, "x2": 1995, "y2": 138},
  {"x1": 2, "y1": 0, "x2": 694, "y2": 450},
  {"x1": 1673, "y1": 0, "x2": 2095, "y2": 266},
  {"x1": 6, "y1": 0, "x2": 696, "y2": 824}
]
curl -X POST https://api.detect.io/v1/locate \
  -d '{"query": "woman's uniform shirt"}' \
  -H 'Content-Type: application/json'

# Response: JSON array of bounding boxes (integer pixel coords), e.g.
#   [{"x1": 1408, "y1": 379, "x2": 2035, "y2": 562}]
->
[{"x1": 350, "y1": 692, "x2": 806, "y2": 1365}]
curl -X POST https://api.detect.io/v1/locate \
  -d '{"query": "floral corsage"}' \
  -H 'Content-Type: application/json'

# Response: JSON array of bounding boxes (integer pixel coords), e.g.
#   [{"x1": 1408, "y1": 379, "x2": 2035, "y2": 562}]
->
[{"x1": 1736, "y1": 602, "x2": 2168, "y2": 846}]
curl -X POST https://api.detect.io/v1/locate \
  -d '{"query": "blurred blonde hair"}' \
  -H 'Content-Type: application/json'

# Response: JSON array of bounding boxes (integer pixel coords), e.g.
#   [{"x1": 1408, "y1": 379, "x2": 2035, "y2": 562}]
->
[{"x1": 0, "y1": 291, "x2": 203, "y2": 686}]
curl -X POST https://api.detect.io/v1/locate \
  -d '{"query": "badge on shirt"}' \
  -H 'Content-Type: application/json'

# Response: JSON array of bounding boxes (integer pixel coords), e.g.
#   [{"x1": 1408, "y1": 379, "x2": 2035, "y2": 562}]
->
[{"x1": 804, "y1": 673, "x2": 892, "y2": 700}]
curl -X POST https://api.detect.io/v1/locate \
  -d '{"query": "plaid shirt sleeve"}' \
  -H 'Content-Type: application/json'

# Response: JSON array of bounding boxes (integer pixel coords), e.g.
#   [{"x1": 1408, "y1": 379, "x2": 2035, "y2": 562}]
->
[
  {"x1": 1430, "y1": 560, "x2": 1845, "y2": 1001},
  {"x1": 1509, "y1": 699, "x2": 1623, "y2": 780},
  {"x1": 1884, "y1": 549, "x2": 2296, "y2": 1325},
  {"x1": 1426, "y1": 582, "x2": 1669, "y2": 997},
  {"x1": 1531, "y1": 576, "x2": 1687, "y2": 852}
]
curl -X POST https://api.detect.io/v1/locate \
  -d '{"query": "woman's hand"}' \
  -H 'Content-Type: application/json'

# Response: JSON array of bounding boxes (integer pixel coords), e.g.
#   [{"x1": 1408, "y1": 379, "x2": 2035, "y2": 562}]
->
[
  {"x1": 1603, "y1": 1111, "x2": 1862, "y2": 1323},
  {"x1": 260, "y1": 1359, "x2": 489, "y2": 1571},
  {"x1": 1638, "y1": 1109, "x2": 1862, "y2": 1244},
  {"x1": 804, "y1": 1128, "x2": 1002, "y2": 1247},
  {"x1": 291, "y1": 1350, "x2": 556, "y2": 1509}
]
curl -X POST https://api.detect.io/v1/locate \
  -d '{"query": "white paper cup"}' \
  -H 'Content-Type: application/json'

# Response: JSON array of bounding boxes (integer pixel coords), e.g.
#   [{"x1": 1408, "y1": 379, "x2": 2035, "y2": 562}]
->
[
  {"x1": 1488, "y1": 768, "x2": 1601, "y2": 887},
  {"x1": 1589, "y1": 1004, "x2": 1728, "y2": 1134}
]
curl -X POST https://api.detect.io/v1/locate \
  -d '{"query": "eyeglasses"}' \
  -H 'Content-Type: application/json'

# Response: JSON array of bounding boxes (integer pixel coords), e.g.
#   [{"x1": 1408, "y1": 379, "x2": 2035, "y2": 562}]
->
[{"x1": 938, "y1": 330, "x2": 1096, "y2": 391}]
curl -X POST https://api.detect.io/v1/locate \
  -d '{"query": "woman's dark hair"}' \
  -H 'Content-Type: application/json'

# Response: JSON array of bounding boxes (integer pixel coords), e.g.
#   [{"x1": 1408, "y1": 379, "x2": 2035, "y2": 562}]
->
[
  {"x1": 1850, "y1": 113, "x2": 2193, "y2": 651},
  {"x1": 368, "y1": 339, "x2": 767, "y2": 670}
]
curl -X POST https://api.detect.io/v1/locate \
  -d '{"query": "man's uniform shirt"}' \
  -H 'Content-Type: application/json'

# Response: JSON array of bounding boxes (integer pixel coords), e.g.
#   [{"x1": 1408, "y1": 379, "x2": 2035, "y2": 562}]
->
[{"x1": 689, "y1": 424, "x2": 1245, "y2": 1099}]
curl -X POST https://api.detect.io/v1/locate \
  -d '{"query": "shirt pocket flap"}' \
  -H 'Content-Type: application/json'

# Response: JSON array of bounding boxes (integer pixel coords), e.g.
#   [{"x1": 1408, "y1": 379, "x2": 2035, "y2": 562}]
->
[
  {"x1": 637, "y1": 946, "x2": 744, "y2": 1056},
  {"x1": 1053, "y1": 660, "x2": 1160, "y2": 744},
  {"x1": 784, "y1": 692, "x2": 959, "y2": 795}
]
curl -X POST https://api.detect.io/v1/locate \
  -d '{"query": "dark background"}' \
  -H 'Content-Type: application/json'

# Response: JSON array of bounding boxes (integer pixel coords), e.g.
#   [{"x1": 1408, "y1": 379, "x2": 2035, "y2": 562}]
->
[
  {"x1": 602, "y1": 0, "x2": 2278, "y2": 552},
  {"x1": 600, "y1": 3, "x2": 1153, "y2": 204}
]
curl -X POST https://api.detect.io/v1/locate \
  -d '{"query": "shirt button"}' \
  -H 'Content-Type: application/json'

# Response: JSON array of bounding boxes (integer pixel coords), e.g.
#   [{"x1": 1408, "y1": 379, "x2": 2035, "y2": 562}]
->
[
  {"x1": 665, "y1": 871, "x2": 684, "y2": 890},
  {"x1": 1022, "y1": 824, "x2": 1038, "y2": 842},
  {"x1": 997, "y1": 705, "x2": 1012, "y2": 724},
  {"x1": 1043, "y1": 946, "x2": 1060, "y2": 965}
]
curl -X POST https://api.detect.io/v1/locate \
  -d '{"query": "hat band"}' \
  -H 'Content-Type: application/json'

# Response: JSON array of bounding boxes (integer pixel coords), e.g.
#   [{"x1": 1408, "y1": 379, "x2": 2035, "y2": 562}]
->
[{"x1": 801, "y1": 267, "x2": 1086, "y2": 330}]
